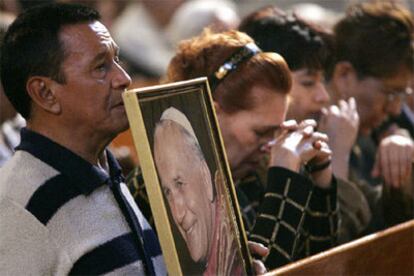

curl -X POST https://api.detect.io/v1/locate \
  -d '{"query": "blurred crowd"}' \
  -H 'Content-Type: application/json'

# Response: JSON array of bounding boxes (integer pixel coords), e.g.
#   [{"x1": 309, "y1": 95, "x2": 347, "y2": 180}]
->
[{"x1": 0, "y1": 0, "x2": 413, "y2": 274}]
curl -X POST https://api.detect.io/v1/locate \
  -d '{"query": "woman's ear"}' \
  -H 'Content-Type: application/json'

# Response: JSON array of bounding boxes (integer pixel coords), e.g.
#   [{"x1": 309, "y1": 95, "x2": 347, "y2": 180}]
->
[{"x1": 26, "y1": 77, "x2": 61, "y2": 114}]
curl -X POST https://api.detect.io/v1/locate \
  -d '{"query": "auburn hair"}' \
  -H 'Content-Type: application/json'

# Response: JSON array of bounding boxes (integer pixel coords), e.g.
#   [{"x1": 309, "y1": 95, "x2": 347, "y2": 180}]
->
[{"x1": 167, "y1": 29, "x2": 292, "y2": 113}]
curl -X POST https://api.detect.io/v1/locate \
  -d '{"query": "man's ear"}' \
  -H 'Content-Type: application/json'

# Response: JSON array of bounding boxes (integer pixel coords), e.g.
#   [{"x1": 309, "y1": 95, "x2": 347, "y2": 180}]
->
[
  {"x1": 201, "y1": 162, "x2": 214, "y2": 202},
  {"x1": 332, "y1": 61, "x2": 358, "y2": 98},
  {"x1": 26, "y1": 77, "x2": 61, "y2": 114}
]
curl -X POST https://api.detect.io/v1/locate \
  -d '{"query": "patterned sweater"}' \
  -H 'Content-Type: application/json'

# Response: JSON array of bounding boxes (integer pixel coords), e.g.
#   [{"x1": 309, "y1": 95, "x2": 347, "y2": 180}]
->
[{"x1": 0, "y1": 129, "x2": 166, "y2": 275}]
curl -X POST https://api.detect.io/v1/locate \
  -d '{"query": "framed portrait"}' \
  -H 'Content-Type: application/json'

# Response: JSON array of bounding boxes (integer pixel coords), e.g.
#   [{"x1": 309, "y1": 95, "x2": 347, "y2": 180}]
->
[{"x1": 123, "y1": 77, "x2": 253, "y2": 276}]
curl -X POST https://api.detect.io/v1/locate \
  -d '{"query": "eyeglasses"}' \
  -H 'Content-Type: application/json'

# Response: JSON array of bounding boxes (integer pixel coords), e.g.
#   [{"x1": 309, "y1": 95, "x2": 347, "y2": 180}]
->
[{"x1": 382, "y1": 86, "x2": 413, "y2": 103}]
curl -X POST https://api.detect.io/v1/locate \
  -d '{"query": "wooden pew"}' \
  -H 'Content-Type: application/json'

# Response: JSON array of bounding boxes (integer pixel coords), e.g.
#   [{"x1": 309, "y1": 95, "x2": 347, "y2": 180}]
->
[{"x1": 267, "y1": 220, "x2": 414, "y2": 275}]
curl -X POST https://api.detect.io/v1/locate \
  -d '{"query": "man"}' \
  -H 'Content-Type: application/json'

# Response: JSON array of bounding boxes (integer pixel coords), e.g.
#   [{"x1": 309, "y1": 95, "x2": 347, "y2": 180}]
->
[
  {"x1": 325, "y1": 1, "x2": 414, "y2": 240},
  {"x1": 153, "y1": 107, "x2": 243, "y2": 275},
  {"x1": 0, "y1": 4, "x2": 165, "y2": 275}
]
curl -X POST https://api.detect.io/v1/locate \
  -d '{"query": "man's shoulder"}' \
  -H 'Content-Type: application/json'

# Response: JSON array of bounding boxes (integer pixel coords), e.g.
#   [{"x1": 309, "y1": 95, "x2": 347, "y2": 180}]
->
[
  {"x1": 0, "y1": 195, "x2": 58, "y2": 252},
  {"x1": 0, "y1": 195, "x2": 64, "y2": 275},
  {"x1": 0, "y1": 149, "x2": 56, "y2": 177},
  {"x1": 0, "y1": 150, "x2": 59, "y2": 207},
  {"x1": 0, "y1": 195, "x2": 49, "y2": 231}
]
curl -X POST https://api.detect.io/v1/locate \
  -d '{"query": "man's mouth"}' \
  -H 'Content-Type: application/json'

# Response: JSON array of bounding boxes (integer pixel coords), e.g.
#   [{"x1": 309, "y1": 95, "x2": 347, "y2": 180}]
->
[{"x1": 112, "y1": 101, "x2": 125, "y2": 109}]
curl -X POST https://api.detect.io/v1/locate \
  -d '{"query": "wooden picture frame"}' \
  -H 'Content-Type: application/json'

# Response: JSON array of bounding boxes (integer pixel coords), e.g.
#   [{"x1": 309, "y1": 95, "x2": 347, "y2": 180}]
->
[{"x1": 122, "y1": 77, "x2": 253, "y2": 275}]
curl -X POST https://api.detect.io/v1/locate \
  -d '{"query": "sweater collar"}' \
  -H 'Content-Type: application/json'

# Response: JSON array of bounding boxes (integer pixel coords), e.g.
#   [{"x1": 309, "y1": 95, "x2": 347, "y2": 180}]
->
[{"x1": 16, "y1": 128, "x2": 123, "y2": 195}]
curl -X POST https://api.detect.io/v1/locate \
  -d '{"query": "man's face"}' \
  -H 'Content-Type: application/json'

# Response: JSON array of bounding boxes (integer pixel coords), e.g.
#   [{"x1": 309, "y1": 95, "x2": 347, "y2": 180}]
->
[
  {"x1": 348, "y1": 69, "x2": 412, "y2": 135},
  {"x1": 52, "y1": 21, "x2": 131, "y2": 139},
  {"x1": 287, "y1": 69, "x2": 330, "y2": 122},
  {"x1": 217, "y1": 86, "x2": 288, "y2": 179},
  {"x1": 154, "y1": 123, "x2": 214, "y2": 263}
]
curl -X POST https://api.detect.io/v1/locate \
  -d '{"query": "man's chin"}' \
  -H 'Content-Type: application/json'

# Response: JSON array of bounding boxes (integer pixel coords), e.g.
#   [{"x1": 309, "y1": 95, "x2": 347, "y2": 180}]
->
[
  {"x1": 119, "y1": 123, "x2": 130, "y2": 133},
  {"x1": 114, "y1": 119, "x2": 130, "y2": 134},
  {"x1": 360, "y1": 119, "x2": 385, "y2": 137},
  {"x1": 359, "y1": 126, "x2": 372, "y2": 137}
]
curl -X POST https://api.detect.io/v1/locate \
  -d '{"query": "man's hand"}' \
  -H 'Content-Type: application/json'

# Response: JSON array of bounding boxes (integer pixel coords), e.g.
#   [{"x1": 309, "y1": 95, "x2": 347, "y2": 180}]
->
[
  {"x1": 318, "y1": 98, "x2": 359, "y2": 180},
  {"x1": 248, "y1": 241, "x2": 269, "y2": 275},
  {"x1": 372, "y1": 134, "x2": 414, "y2": 188}
]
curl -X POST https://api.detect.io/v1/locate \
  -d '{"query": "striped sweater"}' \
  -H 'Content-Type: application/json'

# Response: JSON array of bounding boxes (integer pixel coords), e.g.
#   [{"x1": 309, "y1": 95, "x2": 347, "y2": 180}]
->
[{"x1": 0, "y1": 128, "x2": 166, "y2": 275}]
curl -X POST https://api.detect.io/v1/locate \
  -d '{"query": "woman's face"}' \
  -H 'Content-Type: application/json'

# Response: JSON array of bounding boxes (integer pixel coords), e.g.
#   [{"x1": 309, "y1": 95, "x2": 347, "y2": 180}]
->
[
  {"x1": 216, "y1": 85, "x2": 288, "y2": 180},
  {"x1": 287, "y1": 69, "x2": 330, "y2": 122}
]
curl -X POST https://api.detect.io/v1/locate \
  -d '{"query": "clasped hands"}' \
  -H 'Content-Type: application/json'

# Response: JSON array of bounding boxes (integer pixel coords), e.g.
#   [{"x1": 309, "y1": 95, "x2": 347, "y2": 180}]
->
[{"x1": 264, "y1": 119, "x2": 333, "y2": 188}]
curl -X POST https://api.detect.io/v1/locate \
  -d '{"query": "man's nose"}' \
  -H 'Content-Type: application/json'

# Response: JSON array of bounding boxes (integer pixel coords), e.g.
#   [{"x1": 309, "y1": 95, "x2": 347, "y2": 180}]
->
[
  {"x1": 172, "y1": 193, "x2": 186, "y2": 225},
  {"x1": 112, "y1": 63, "x2": 132, "y2": 90}
]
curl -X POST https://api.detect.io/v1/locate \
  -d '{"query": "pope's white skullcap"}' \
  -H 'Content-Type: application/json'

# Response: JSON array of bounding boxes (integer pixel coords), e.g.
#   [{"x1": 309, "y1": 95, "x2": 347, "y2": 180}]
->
[{"x1": 160, "y1": 107, "x2": 197, "y2": 141}]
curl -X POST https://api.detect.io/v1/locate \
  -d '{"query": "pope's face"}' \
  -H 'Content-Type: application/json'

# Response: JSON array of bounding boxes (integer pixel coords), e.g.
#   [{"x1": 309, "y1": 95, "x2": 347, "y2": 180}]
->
[{"x1": 154, "y1": 122, "x2": 214, "y2": 263}]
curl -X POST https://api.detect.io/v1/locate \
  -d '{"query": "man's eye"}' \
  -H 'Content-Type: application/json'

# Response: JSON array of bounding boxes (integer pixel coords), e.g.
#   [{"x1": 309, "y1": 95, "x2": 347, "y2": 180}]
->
[
  {"x1": 96, "y1": 63, "x2": 106, "y2": 72},
  {"x1": 163, "y1": 187, "x2": 171, "y2": 197},
  {"x1": 176, "y1": 180, "x2": 184, "y2": 187}
]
